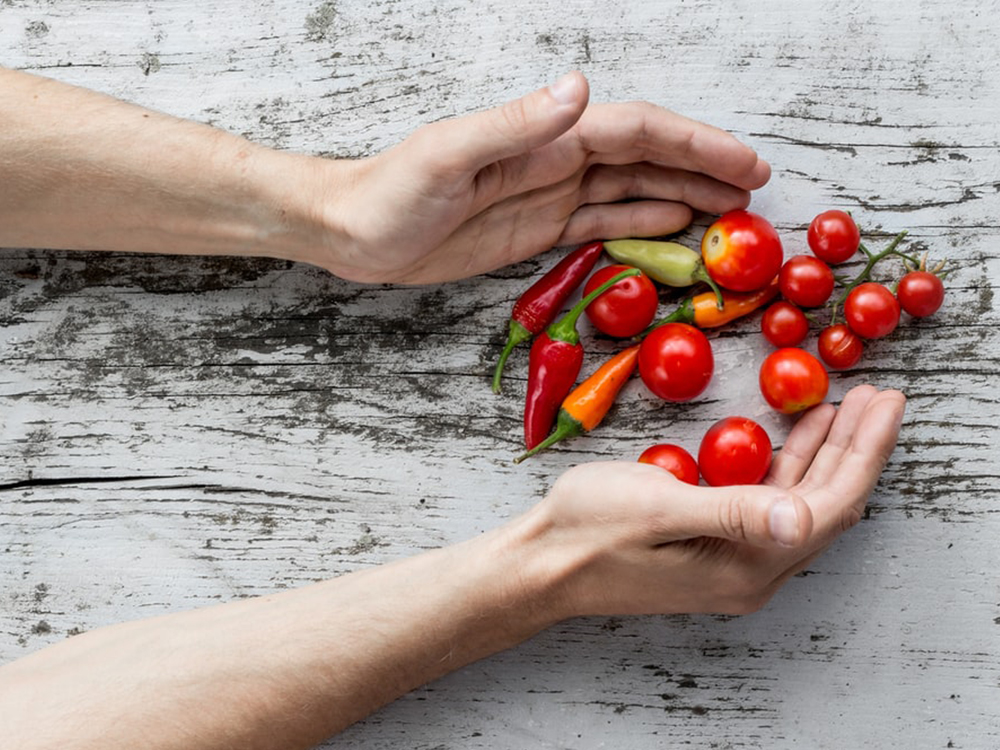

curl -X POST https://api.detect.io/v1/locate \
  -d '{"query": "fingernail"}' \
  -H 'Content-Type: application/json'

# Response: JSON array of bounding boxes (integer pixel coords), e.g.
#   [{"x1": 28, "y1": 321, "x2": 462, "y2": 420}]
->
[
  {"x1": 893, "y1": 403, "x2": 906, "y2": 434},
  {"x1": 768, "y1": 497, "x2": 801, "y2": 547},
  {"x1": 548, "y1": 72, "x2": 579, "y2": 106}
]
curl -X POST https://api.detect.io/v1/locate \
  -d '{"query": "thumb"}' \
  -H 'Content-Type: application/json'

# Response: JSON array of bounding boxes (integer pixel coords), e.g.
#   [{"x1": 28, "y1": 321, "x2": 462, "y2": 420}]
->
[
  {"x1": 661, "y1": 482, "x2": 814, "y2": 549},
  {"x1": 438, "y1": 71, "x2": 589, "y2": 170}
]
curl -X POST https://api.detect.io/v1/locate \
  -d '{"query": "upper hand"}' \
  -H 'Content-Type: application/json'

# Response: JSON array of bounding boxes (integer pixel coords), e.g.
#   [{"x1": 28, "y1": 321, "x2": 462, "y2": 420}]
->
[
  {"x1": 306, "y1": 71, "x2": 770, "y2": 284},
  {"x1": 515, "y1": 385, "x2": 906, "y2": 618}
]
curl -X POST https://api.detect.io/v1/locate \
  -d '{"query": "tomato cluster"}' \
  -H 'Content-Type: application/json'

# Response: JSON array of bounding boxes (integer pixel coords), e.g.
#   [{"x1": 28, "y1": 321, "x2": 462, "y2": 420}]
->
[
  {"x1": 497, "y1": 205, "x2": 944, "y2": 487},
  {"x1": 761, "y1": 210, "x2": 946, "y2": 377}
]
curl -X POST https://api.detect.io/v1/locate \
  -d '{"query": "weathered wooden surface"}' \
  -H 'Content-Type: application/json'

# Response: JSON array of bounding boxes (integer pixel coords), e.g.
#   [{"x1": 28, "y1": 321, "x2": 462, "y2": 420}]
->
[{"x1": 2, "y1": 1, "x2": 999, "y2": 748}]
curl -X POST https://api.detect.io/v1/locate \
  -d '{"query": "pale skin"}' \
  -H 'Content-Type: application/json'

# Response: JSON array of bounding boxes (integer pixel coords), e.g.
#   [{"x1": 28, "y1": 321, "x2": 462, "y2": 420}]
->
[{"x1": 0, "y1": 68, "x2": 907, "y2": 749}]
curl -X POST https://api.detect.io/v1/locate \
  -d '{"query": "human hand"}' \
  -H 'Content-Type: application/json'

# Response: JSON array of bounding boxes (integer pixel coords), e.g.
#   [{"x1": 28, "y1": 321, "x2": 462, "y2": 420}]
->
[
  {"x1": 516, "y1": 385, "x2": 905, "y2": 618},
  {"x1": 305, "y1": 71, "x2": 770, "y2": 283}
]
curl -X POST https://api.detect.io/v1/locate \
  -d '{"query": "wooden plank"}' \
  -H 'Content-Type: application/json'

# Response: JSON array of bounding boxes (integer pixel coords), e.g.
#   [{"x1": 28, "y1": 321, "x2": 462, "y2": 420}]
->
[{"x1": 2, "y1": 1, "x2": 999, "y2": 748}]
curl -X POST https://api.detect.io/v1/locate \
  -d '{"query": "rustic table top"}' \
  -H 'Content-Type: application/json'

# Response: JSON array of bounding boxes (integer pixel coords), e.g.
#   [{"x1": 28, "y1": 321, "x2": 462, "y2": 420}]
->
[{"x1": 2, "y1": 2, "x2": 999, "y2": 748}]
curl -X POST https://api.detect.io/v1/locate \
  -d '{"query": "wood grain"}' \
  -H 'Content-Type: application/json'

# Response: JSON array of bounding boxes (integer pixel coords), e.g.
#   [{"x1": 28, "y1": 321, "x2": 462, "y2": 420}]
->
[{"x1": 2, "y1": 1, "x2": 999, "y2": 748}]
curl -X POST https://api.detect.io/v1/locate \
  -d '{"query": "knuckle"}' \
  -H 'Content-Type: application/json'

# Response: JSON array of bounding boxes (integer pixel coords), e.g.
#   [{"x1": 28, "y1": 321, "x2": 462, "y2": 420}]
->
[
  {"x1": 717, "y1": 494, "x2": 751, "y2": 542},
  {"x1": 583, "y1": 210, "x2": 609, "y2": 240},
  {"x1": 497, "y1": 98, "x2": 530, "y2": 140}
]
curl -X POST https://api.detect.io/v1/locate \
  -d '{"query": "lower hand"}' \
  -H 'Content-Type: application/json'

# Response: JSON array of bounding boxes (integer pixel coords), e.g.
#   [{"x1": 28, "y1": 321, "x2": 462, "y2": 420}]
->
[
  {"x1": 301, "y1": 71, "x2": 770, "y2": 283},
  {"x1": 514, "y1": 385, "x2": 905, "y2": 618}
]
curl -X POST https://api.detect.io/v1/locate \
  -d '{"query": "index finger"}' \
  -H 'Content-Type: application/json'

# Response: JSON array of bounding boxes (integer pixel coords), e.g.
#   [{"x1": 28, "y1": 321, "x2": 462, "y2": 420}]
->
[{"x1": 575, "y1": 102, "x2": 771, "y2": 192}]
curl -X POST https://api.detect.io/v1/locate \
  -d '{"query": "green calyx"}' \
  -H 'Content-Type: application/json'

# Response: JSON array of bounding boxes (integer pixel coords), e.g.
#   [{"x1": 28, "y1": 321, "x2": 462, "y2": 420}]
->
[
  {"x1": 638, "y1": 297, "x2": 696, "y2": 338},
  {"x1": 513, "y1": 409, "x2": 584, "y2": 463}
]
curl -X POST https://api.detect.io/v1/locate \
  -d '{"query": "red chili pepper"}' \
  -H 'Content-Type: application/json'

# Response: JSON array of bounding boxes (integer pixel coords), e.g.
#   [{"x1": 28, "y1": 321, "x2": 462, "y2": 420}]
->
[
  {"x1": 492, "y1": 241, "x2": 604, "y2": 394},
  {"x1": 515, "y1": 344, "x2": 640, "y2": 463},
  {"x1": 523, "y1": 267, "x2": 640, "y2": 449}
]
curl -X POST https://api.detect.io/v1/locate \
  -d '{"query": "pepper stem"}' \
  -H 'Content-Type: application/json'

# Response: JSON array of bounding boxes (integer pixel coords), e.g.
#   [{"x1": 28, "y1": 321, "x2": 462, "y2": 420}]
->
[
  {"x1": 513, "y1": 410, "x2": 583, "y2": 463},
  {"x1": 546, "y1": 268, "x2": 641, "y2": 345},
  {"x1": 491, "y1": 319, "x2": 532, "y2": 394},
  {"x1": 638, "y1": 297, "x2": 696, "y2": 338},
  {"x1": 693, "y1": 265, "x2": 725, "y2": 309}
]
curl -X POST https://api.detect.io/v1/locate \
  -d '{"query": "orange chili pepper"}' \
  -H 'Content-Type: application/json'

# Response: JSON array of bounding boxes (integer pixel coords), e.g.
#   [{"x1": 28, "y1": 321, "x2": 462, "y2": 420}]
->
[
  {"x1": 514, "y1": 345, "x2": 640, "y2": 463},
  {"x1": 645, "y1": 276, "x2": 779, "y2": 333}
]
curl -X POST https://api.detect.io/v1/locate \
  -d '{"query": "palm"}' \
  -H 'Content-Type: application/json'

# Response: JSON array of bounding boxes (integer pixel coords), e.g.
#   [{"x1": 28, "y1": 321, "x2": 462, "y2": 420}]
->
[
  {"x1": 541, "y1": 385, "x2": 904, "y2": 617},
  {"x1": 703, "y1": 385, "x2": 903, "y2": 598}
]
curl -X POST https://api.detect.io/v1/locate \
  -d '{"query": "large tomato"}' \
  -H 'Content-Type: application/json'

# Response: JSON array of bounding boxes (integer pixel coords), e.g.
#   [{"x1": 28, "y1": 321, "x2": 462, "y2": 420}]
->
[
  {"x1": 701, "y1": 210, "x2": 784, "y2": 292},
  {"x1": 759, "y1": 348, "x2": 829, "y2": 414},
  {"x1": 583, "y1": 264, "x2": 659, "y2": 338},
  {"x1": 638, "y1": 323, "x2": 714, "y2": 402},
  {"x1": 638, "y1": 444, "x2": 700, "y2": 485},
  {"x1": 698, "y1": 417, "x2": 773, "y2": 487},
  {"x1": 843, "y1": 282, "x2": 900, "y2": 339}
]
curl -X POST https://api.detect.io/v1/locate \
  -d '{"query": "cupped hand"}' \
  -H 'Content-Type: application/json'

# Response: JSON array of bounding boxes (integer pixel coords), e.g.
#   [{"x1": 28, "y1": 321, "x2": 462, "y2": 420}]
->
[
  {"x1": 524, "y1": 385, "x2": 905, "y2": 618},
  {"x1": 310, "y1": 71, "x2": 770, "y2": 284}
]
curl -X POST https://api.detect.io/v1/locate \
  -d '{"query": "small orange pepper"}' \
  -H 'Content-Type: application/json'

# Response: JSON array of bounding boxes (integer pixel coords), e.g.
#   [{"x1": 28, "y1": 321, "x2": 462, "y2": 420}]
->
[
  {"x1": 514, "y1": 345, "x2": 640, "y2": 463},
  {"x1": 645, "y1": 276, "x2": 779, "y2": 334}
]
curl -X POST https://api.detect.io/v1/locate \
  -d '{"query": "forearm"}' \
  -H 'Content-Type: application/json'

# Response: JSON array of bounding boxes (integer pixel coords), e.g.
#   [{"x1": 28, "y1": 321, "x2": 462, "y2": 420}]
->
[
  {"x1": 0, "y1": 67, "x2": 342, "y2": 263},
  {"x1": 0, "y1": 508, "x2": 565, "y2": 750}
]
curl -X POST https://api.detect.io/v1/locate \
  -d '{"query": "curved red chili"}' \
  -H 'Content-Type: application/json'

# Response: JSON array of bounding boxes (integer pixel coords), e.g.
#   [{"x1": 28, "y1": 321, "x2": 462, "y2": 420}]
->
[
  {"x1": 492, "y1": 242, "x2": 604, "y2": 394},
  {"x1": 523, "y1": 267, "x2": 640, "y2": 449}
]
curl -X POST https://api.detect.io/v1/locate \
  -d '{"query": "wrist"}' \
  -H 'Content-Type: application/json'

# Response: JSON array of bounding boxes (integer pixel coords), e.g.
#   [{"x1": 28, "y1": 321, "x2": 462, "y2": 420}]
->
[
  {"x1": 465, "y1": 504, "x2": 584, "y2": 632},
  {"x1": 241, "y1": 145, "x2": 357, "y2": 272}
]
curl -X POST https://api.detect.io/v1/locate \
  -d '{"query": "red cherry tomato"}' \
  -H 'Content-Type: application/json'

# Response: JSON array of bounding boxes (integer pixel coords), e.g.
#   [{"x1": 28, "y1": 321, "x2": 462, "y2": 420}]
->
[
  {"x1": 638, "y1": 444, "x2": 700, "y2": 485},
  {"x1": 761, "y1": 301, "x2": 809, "y2": 348},
  {"x1": 759, "y1": 348, "x2": 829, "y2": 414},
  {"x1": 638, "y1": 323, "x2": 714, "y2": 402},
  {"x1": 897, "y1": 271, "x2": 945, "y2": 318},
  {"x1": 807, "y1": 210, "x2": 860, "y2": 264},
  {"x1": 844, "y1": 282, "x2": 900, "y2": 339},
  {"x1": 701, "y1": 210, "x2": 783, "y2": 292},
  {"x1": 817, "y1": 324, "x2": 864, "y2": 370},
  {"x1": 698, "y1": 417, "x2": 773, "y2": 487},
  {"x1": 583, "y1": 264, "x2": 659, "y2": 338},
  {"x1": 778, "y1": 255, "x2": 835, "y2": 307}
]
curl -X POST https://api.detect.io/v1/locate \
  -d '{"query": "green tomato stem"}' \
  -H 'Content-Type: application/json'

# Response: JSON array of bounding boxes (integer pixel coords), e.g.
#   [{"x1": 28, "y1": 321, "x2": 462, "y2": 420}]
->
[{"x1": 830, "y1": 230, "x2": 911, "y2": 321}]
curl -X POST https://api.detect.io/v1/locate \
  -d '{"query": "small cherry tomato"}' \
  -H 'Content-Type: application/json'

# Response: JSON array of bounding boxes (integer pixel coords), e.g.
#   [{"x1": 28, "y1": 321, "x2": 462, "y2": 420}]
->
[
  {"x1": 761, "y1": 301, "x2": 810, "y2": 348},
  {"x1": 638, "y1": 323, "x2": 714, "y2": 402},
  {"x1": 638, "y1": 444, "x2": 700, "y2": 485},
  {"x1": 897, "y1": 271, "x2": 945, "y2": 318},
  {"x1": 844, "y1": 282, "x2": 900, "y2": 339},
  {"x1": 778, "y1": 255, "x2": 835, "y2": 307},
  {"x1": 583, "y1": 264, "x2": 659, "y2": 338},
  {"x1": 807, "y1": 210, "x2": 860, "y2": 264},
  {"x1": 817, "y1": 324, "x2": 864, "y2": 370},
  {"x1": 698, "y1": 417, "x2": 773, "y2": 487},
  {"x1": 701, "y1": 210, "x2": 783, "y2": 292},
  {"x1": 759, "y1": 348, "x2": 829, "y2": 414}
]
